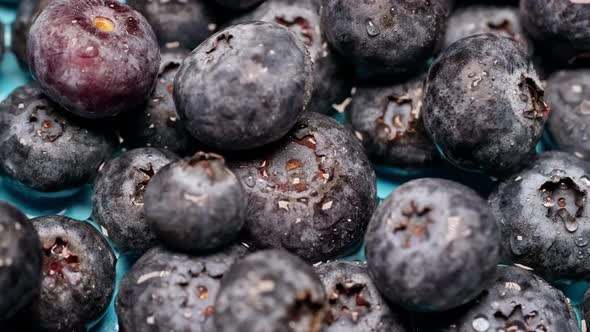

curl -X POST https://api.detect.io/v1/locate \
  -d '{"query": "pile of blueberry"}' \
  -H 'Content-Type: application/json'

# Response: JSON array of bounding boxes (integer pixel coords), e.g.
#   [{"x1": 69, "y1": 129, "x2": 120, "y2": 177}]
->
[{"x1": 1, "y1": 0, "x2": 590, "y2": 331}]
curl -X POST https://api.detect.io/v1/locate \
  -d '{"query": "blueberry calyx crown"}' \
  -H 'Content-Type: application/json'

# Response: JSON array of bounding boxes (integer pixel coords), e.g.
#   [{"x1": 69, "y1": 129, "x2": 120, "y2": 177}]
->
[
  {"x1": 519, "y1": 75, "x2": 550, "y2": 120},
  {"x1": 539, "y1": 175, "x2": 587, "y2": 233},
  {"x1": 42, "y1": 237, "x2": 81, "y2": 279},
  {"x1": 326, "y1": 281, "x2": 371, "y2": 325},
  {"x1": 393, "y1": 200, "x2": 434, "y2": 248}
]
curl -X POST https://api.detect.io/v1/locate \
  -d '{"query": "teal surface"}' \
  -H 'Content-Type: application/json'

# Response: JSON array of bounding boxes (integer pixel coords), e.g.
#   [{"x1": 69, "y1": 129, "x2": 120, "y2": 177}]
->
[{"x1": 0, "y1": 3, "x2": 587, "y2": 332}]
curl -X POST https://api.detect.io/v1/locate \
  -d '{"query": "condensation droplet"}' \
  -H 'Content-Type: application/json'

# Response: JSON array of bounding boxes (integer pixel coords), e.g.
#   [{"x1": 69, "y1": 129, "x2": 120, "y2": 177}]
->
[
  {"x1": 472, "y1": 315, "x2": 490, "y2": 332},
  {"x1": 365, "y1": 19, "x2": 381, "y2": 36}
]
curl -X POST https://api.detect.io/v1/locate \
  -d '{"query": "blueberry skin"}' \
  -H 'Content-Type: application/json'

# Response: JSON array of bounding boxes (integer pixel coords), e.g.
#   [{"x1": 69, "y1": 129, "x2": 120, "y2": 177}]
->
[
  {"x1": 120, "y1": 48, "x2": 198, "y2": 155},
  {"x1": 315, "y1": 261, "x2": 409, "y2": 332},
  {"x1": 214, "y1": 250, "x2": 327, "y2": 332},
  {"x1": 214, "y1": 0, "x2": 265, "y2": 10},
  {"x1": 127, "y1": 0, "x2": 217, "y2": 50},
  {"x1": 29, "y1": 215, "x2": 116, "y2": 332},
  {"x1": 546, "y1": 70, "x2": 590, "y2": 160},
  {"x1": 10, "y1": 0, "x2": 53, "y2": 67},
  {"x1": 92, "y1": 147, "x2": 177, "y2": 253},
  {"x1": 0, "y1": 83, "x2": 116, "y2": 192},
  {"x1": 366, "y1": 178, "x2": 500, "y2": 312},
  {"x1": 0, "y1": 202, "x2": 42, "y2": 323},
  {"x1": 489, "y1": 151, "x2": 590, "y2": 281},
  {"x1": 174, "y1": 22, "x2": 313, "y2": 150},
  {"x1": 116, "y1": 244, "x2": 248, "y2": 332},
  {"x1": 144, "y1": 152, "x2": 246, "y2": 252},
  {"x1": 416, "y1": 265, "x2": 579, "y2": 332},
  {"x1": 423, "y1": 34, "x2": 547, "y2": 173},
  {"x1": 346, "y1": 75, "x2": 438, "y2": 169},
  {"x1": 520, "y1": 0, "x2": 590, "y2": 65},
  {"x1": 444, "y1": 5, "x2": 532, "y2": 54},
  {"x1": 231, "y1": 0, "x2": 350, "y2": 114},
  {"x1": 229, "y1": 112, "x2": 377, "y2": 262},
  {"x1": 320, "y1": 0, "x2": 450, "y2": 80}
]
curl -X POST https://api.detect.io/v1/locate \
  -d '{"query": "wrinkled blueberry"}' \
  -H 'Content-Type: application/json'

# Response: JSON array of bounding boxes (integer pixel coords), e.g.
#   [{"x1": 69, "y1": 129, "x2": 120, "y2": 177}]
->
[
  {"x1": 0, "y1": 202, "x2": 42, "y2": 323},
  {"x1": 214, "y1": 0, "x2": 265, "y2": 10},
  {"x1": 489, "y1": 151, "x2": 590, "y2": 281},
  {"x1": 366, "y1": 178, "x2": 500, "y2": 312},
  {"x1": 27, "y1": 215, "x2": 116, "y2": 332},
  {"x1": 546, "y1": 69, "x2": 590, "y2": 160},
  {"x1": 315, "y1": 261, "x2": 409, "y2": 332},
  {"x1": 423, "y1": 34, "x2": 547, "y2": 173},
  {"x1": 214, "y1": 250, "x2": 327, "y2": 332},
  {"x1": 144, "y1": 152, "x2": 246, "y2": 252},
  {"x1": 93, "y1": 147, "x2": 176, "y2": 253},
  {"x1": 346, "y1": 75, "x2": 438, "y2": 169},
  {"x1": 174, "y1": 22, "x2": 313, "y2": 150},
  {"x1": 445, "y1": 5, "x2": 532, "y2": 53},
  {"x1": 11, "y1": 0, "x2": 54, "y2": 67},
  {"x1": 229, "y1": 112, "x2": 377, "y2": 262},
  {"x1": 120, "y1": 48, "x2": 197, "y2": 155},
  {"x1": 416, "y1": 265, "x2": 579, "y2": 332},
  {"x1": 28, "y1": 0, "x2": 161, "y2": 118},
  {"x1": 520, "y1": 0, "x2": 590, "y2": 66},
  {"x1": 320, "y1": 0, "x2": 450, "y2": 80},
  {"x1": 231, "y1": 0, "x2": 350, "y2": 114},
  {"x1": 0, "y1": 83, "x2": 116, "y2": 192},
  {"x1": 127, "y1": 0, "x2": 217, "y2": 50},
  {"x1": 116, "y1": 244, "x2": 248, "y2": 332}
]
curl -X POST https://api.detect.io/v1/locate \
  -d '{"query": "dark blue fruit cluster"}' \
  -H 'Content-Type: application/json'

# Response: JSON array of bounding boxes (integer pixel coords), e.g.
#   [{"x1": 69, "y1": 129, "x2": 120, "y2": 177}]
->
[{"x1": 2, "y1": 0, "x2": 590, "y2": 331}]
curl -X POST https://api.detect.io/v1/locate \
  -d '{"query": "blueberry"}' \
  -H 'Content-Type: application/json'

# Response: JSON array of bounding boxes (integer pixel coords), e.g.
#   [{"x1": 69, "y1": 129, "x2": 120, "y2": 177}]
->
[
  {"x1": 26, "y1": 215, "x2": 116, "y2": 332},
  {"x1": 346, "y1": 75, "x2": 438, "y2": 169},
  {"x1": 489, "y1": 151, "x2": 590, "y2": 281},
  {"x1": 0, "y1": 201, "x2": 42, "y2": 323},
  {"x1": 229, "y1": 112, "x2": 377, "y2": 262},
  {"x1": 520, "y1": 0, "x2": 590, "y2": 66},
  {"x1": 230, "y1": 0, "x2": 350, "y2": 114},
  {"x1": 144, "y1": 152, "x2": 246, "y2": 252},
  {"x1": 127, "y1": 0, "x2": 217, "y2": 50},
  {"x1": 320, "y1": 0, "x2": 450, "y2": 80},
  {"x1": 120, "y1": 48, "x2": 198, "y2": 155},
  {"x1": 0, "y1": 83, "x2": 116, "y2": 192},
  {"x1": 214, "y1": 250, "x2": 327, "y2": 332},
  {"x1": 174, "y1": 22, "x2": 313, "y2": 150},
  {"x1": 444, "y1": 5, "x2": 532, "y2": 54},
  {"x1": 315, "y1": 261, "x2": 409, "y2": 332},
  {"x1": 423, "y1": 34, "x2": 547, "y2": 173},
  {"x1": 92, "y1": 147, "x2": 176, "y2": 253},
  {"x1": 415, "y1": 265, "x2": 579, "y2": 332},
  {"x1": 366, "y1": 178, "x2": 500, "y2": 312},
  {"x1": 28, "y1": 0, "x2": 161, "y2": 118},
  {"x1": 214, "y1": 0, "x2": 265, "y2": 10},
  {"x1": 546, "y1": 70, "x2": 590, "y2": 160},
  {"x1": 116, "y1": 244, "x2": 248, "y2": 332},
  {"x1": 10, "y1": 0, "x2": 53, "y2": 67}
]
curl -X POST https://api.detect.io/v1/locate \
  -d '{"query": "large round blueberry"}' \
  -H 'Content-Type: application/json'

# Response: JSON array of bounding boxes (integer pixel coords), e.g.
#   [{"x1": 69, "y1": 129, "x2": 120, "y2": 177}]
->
[
  {"x1": 315, "y1": 261, "x2": 409, "y2": 332},
  {"x1": 546, "y1": 70, "x2": 590, "y2": 160},
  {"x1": 116, "y1": 244, "x2": 248, "y2": 332},
  {"x1": 214, "y1": 0, "x2": 265, "y2": 10},
  {"x1": 0, "y1": 202, "x2": 42, "y2": 323},
  {"x1": 174, "y1": 21, "x2": 313, "y2": 150},
  {"x1": 444, "y1": 5, "x2": 531, "y2": 53},
  {"x1": 11, "y1": 0, "x2": 54, "y2": 67},
  {"x1": 366, "y1": 178, "x2": 500, "y2": 312},
  {"x1": 416, "y1": 265, "x2": 579, "y2": 332},
  {"x1": 92, "y1": 148, "x2": 176, "y2": 253},
  {"x1": 214, "y1": 250, "x2": 327, "y2": 332},
  {"x1": 0, "y1": 83, "x2": 116, "y2": 192},
  {"x1": 28, "y1": 0, "x2": 161, "y2": 118},
  {"x1": 29, "y1": 215, "x2": 116, "y2": 332},
  {"x1": 231, "y1": 0, "x2": 350, "y2": 114},
  {"x1": 120, "y1": 48, "x2": 197, "y2": 155},
  {"x1": 229, "y1": 112, "x2": 377, "y2": 262},
  {"x1": 520, "y1": 0, "x2": 590, "y2": 66},
  {"x1": 320, "y1": 0, "x2": 450, "y2": 80},
  {"x1": 144, "y1": 152, "x2": 246, "y2": 252},
  {"x1": 489, "y1": 151, "x2": 590, "y2": 281},
  {"x1": 346, "y1": 75, "x2": 438, "y2": 169},
  {"x1": 127, "y1": 0, "x2": 217, "y2": 50},
  {"x1": 423, "y1": 34, "x2": 547, "y2": 173}
]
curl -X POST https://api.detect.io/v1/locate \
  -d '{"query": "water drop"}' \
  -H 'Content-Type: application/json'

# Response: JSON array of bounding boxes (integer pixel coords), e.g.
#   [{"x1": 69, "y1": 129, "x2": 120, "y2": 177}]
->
[
  {"x1": 472, "y1": 315, "x2": 490, "y2": 332},
  {"x1": 365, "y1": 19, "x2": 381, "y2": 36},
  {"x1": 565, "y1": 219, "x2": 579, "y2": 233},
  {"x1": 468, "y1": 72, "x2": 476, "y2": 78},
  {"x1": 242, "y1": 176, "x2": 255, "y2": 188}
]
